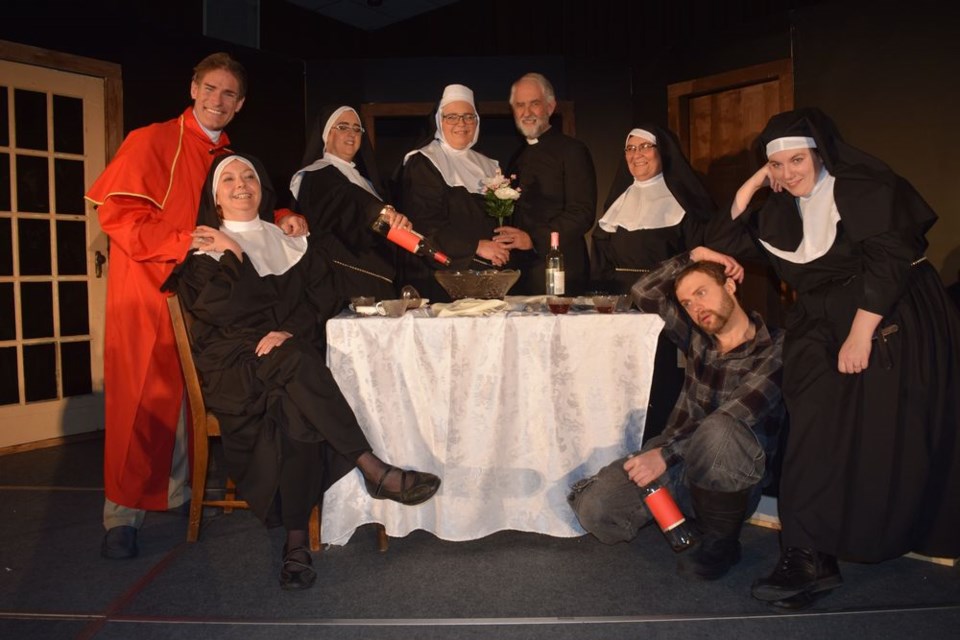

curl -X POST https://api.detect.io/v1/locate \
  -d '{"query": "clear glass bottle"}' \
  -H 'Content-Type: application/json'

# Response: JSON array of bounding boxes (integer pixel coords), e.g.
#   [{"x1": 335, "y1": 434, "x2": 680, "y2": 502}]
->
[
  {"x1": 545, "y1": 231, "x2": 565, "y2": 295},
  {"x1": 371, "y1": 210, "x2": 451, "y2": 266},
  {"x1": 641, "y1": 480, "x2": 697, "y2": 552}
]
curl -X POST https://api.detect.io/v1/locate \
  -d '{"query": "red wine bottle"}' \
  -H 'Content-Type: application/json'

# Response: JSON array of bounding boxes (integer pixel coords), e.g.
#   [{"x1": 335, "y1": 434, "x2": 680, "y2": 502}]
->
[
  {"x1": 371, "y1": 210, "x2": 451, "y2": 266},
  {"x1": 640, "y1": 480, "x2": 697, "y2": 551}
]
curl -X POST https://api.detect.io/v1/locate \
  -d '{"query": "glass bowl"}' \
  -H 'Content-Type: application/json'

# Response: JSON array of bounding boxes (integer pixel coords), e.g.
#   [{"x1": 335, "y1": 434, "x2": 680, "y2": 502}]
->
[{"x1": 434, "y1": 269, "x2": 521, "y2": 300}]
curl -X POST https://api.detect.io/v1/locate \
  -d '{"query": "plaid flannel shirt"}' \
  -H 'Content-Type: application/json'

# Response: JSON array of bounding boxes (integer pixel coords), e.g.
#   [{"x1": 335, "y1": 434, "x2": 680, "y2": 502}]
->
[{"x1": 631, "y1": 253, "x2": 785, "y2": 473}]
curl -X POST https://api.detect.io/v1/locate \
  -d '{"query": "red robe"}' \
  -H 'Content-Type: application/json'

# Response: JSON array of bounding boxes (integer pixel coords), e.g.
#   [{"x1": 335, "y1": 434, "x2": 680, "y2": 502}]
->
[{"x1": 86, "y1": 108, "x2": 231, "y2": 510}]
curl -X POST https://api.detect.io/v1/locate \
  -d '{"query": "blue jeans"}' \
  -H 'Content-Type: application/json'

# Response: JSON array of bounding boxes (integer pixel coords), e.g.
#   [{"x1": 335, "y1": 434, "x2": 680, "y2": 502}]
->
[{"x1": 567, "y1": 416, "x2": 765, "y2": 544}]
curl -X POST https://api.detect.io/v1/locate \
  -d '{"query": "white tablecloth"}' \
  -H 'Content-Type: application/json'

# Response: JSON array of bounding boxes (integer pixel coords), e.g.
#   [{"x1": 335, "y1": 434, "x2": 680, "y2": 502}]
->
[{"x1": 322, "y1": 310, "x2": 664, "y2": 545}]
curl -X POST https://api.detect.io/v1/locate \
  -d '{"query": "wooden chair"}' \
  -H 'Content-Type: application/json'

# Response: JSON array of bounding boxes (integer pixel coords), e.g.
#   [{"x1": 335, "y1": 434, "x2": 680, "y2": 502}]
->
[{"x1": 166, "y1": 294, "x2": 321, "y2": 550}]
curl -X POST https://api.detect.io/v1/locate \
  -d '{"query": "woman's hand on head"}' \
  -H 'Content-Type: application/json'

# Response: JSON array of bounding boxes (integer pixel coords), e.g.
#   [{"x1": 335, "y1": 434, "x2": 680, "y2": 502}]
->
[
  {"x1": 732, "y1": 164, "x2": 783, "y2": 218},
  {"x1": 255, "y1": 330, "x2": 293, "y2": 357}
]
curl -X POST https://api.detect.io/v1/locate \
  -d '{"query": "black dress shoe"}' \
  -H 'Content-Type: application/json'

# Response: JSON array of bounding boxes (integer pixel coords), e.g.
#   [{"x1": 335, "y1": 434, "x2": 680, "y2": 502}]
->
[
  {"x1": 279, "y1": 545, "x2": 316, "y2": 590},
  {"x1": 752, "y1": 547, "x2": 842, "y2": 601},
  {"x1": 364, "y1": 466, "x2": 441, "y2": 506},
  {"x1": 101, "y1": 526, "x2": 139, "y2": 559}
]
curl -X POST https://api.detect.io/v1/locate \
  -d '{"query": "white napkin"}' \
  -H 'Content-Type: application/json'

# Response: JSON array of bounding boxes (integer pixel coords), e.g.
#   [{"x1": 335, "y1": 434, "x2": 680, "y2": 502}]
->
[{"x1": 432, "y1": 298, "x2": 508, "y2": 317}]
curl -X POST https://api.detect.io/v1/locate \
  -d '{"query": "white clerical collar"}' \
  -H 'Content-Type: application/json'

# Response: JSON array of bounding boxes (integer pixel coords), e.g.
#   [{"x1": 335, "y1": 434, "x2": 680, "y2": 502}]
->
[
  {"x1": 192, "y1": 108, "x2": 222, "y2": 143},
  {"x1": 326, "y1": 153, "x2": 357, "y2": 171}
]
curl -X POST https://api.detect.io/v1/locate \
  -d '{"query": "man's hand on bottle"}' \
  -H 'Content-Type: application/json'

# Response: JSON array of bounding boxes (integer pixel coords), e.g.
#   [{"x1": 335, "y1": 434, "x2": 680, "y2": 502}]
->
[{"x1": 624, "y1": 449, "x2": 667, "y2": 487}]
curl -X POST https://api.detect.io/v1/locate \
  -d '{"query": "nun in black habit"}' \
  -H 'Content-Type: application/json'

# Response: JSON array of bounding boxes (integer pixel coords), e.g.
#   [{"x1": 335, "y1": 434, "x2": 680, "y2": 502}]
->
[
  {"x1": 592, "y1": 125, "x2": 716, "y2": 443},
  {"x1": 165, "y1": 153, "x2": 441, "y2": 590},
  {"x1": 716, "y1": 108, "x2": 960, "y2": 607},
  {"x1": 397, "y1": 83, "x2": 511, "y2": 302},
  {"x1": 592, "y1": 125, "x2": 715, "y2": 293},
  {"x1": 290, "y1": 105, "x2": 411, "y2": 301}
]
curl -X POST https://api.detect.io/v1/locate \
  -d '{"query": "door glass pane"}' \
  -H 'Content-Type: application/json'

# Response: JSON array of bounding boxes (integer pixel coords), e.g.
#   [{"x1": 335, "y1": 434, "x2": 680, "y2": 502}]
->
[
  {"x1": 18, "y1": 218, "x2": 51, "y2": 275},
  {"x1": 0, "y1": 346, "x2": 18, "y2": 405},
  {"x1": 0, "y1": 86, "x2": 8, "y2": 147},
  {"x1": 56, "y1": 220, "x2": 87, "y2": 275},
  {"x1": 16, "y1": 155, "x2": 49, "y2": 213},
  {"x1": 0, "y1": 217, "x2": 10, "y2": 275},
  {"x1": 54, "y1": 159, "x2": 85, "y2": 214},
  {"x1": 58, "y1": 281, "x2": 89, "y2": 336},
  {"x1": 61, "y1": 341, "x2": 92, "y2": 397},
  {"x1": 53, "y1": 95, "x2": 84, "y2": 154},
  {"x1": 0, "y1": 282, "x2": 13, "y2": 340},
  {"x1": 21, "y1": 282, "x2": 53, "y2": 339},
  {"x1": 23, "y1": 342, "x2": 57, "y2": 402},
  {"x1": 14, "y1": 89, "x2": 47, "y2": 151},
  {"x1": 0, "y1": 153, "x2": 9, "y2": 211}
]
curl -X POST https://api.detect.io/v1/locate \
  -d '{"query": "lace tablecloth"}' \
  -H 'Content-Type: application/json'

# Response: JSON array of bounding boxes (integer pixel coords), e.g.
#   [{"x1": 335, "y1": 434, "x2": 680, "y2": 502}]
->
[{"x1": 322, "y1": 310, "x2": 664, "y2": 545}]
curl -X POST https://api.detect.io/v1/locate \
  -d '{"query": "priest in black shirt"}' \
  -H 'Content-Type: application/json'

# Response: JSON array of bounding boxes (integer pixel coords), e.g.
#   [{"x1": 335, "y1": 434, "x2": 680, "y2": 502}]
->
[{"x1": 497, "y1": 73, "x2": 597, "y2": 295}]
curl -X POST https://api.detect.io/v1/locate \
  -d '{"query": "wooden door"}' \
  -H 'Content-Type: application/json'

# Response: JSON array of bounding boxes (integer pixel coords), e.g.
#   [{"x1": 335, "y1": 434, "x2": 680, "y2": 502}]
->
[
  {"x1": 0, "y1": 42, "x2": 121, "y2": 450},
  {"x1": 668, "y1": 59, "x2": 794, "y2": 325}
]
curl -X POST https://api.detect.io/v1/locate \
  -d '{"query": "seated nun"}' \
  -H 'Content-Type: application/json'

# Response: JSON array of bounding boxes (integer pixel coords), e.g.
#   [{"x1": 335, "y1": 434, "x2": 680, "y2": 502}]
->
[{"x1": 165, "y1": 153, "x2": 441, "y2": 591}]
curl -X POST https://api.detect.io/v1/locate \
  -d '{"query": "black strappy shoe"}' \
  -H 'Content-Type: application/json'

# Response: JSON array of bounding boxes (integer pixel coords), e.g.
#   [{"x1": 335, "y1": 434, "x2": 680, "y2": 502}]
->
[
  {"x1": 279, "y1": 545, "x2": 316, "y2": 590},
  {"x1": 364, "y1": 466, "x2": 441, "y2": 506}
]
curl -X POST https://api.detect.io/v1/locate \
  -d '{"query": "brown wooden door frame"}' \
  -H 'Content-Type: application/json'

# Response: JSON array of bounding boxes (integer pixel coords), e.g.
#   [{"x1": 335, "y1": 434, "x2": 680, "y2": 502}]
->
[
  {"x1": 667, "y1": 58, "x2": 794, "y2": 158},
  {"x1": 360, "y1": 100, "x2": 576, "y2": 150}
]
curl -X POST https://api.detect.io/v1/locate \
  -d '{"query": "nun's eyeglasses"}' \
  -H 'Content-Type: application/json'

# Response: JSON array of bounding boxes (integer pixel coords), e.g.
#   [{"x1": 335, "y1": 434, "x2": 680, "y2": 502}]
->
[
  {"x1": 625, "y1": 143, "x2": 657, "y2": 154},
  {"x1": 442, "y1": 113, "x2": 478, "y2": 125},
  {"x1": 333, "y1": 123, "x2": 364, "y2": 134}
]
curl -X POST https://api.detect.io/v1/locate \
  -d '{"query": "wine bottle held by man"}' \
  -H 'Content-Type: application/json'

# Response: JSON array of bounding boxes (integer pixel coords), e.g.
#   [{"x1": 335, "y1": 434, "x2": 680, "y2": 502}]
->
[
  {"x1": 545, "y1": 231, "x2": 565, "y2": 295},
  {"x1": 641, "y1": 479, "x2": 697, "y2": 551},
  {"x1": 371, "y1": 207, "x2": 451, "y2": 266}
]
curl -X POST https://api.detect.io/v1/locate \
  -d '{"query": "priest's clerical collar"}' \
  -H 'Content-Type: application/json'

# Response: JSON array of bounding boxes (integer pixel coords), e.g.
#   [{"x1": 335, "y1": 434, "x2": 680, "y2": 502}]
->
[{"x1": 192, "y1": 108, "x2": 222, "y2": 143}]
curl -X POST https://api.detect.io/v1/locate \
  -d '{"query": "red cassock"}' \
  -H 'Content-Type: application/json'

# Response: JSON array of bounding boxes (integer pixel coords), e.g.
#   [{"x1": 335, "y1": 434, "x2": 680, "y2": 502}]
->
[{"x1": 85, "y1": 108, "x2": 231, "y2": 510}]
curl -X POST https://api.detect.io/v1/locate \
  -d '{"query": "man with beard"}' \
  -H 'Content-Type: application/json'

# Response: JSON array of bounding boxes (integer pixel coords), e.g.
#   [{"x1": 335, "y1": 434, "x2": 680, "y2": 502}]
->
[
  {"x1": 568, "y1": 247, "x2": 785, "y2": 581},
  {"x1": 495, "y1": 73, "x2": 596, "y2": 294}
]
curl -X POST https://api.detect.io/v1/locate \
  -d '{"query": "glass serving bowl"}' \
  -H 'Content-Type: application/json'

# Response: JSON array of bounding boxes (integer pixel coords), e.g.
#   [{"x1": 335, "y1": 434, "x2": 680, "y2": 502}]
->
[{"x1": 434, "y1": 269, "x2": 521, "y2": 300}]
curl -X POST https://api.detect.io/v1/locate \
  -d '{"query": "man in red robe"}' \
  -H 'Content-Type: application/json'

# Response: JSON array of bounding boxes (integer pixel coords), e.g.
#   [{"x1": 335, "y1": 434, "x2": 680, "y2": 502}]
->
[{"x1": 86, "y1": 53, "x2": 304, "y2": 559}]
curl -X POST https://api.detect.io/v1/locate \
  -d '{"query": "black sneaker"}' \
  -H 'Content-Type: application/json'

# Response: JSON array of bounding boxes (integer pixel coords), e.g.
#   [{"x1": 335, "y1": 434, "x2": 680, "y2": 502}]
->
[
  {"x1": 752, "y1": 547, "x2": 842, "y2": 601},
  {"x1": 101, "y1": 526, "x2": 139, "y2": 559}
]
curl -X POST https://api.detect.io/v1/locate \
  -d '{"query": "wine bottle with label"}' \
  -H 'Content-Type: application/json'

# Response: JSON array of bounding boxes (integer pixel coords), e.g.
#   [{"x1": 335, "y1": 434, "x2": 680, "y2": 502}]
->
[
  {"x1": 641, "y1": 480, "x2": 697, "y2": 552},
  {"x1": 371, "y1": 209, "x2": 451, "y2": 266},
  {"x1": 545, "y1": 231, "x2": 565, "y2": 294}
]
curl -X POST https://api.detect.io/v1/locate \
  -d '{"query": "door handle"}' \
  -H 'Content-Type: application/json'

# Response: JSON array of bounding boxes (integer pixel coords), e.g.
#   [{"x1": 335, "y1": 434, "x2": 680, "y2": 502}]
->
[{"x1": 95, "y1": 250, "x2": 106, "y2": 278}]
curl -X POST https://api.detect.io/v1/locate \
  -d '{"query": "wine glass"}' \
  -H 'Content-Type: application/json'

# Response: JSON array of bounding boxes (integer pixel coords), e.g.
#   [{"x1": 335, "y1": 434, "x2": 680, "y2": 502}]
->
[{"x1": 400, "y1": 285, "x2": 422, "y2": 309}]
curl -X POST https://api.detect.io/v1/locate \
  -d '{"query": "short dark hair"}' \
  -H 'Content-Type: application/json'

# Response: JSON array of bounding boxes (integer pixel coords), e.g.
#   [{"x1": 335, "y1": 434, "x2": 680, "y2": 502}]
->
[
  {"x1": 674, "y1": 260, "x2": 729, "y2": 289},
  {"x1": 192, "y1": 52, "x2": 247, "y2": 98}
]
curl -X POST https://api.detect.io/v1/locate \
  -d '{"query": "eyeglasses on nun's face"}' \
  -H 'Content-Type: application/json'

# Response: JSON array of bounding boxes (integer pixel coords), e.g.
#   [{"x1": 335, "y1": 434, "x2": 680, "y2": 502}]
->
[
  {"x1": 625, "y1": 142, "x2": 657, "y2": 154},
  {"x1": 441, "y1": 113, "x2": 478, "y2": 125},
  {"x1": 333, "y1": 123, "x2": 364, "y2": 134}
]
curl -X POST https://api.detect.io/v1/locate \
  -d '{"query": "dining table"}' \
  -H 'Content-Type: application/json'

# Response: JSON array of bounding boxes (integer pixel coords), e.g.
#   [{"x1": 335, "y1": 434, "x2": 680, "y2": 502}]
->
[{"x1": 321, "y1": 299, "x2": 664, "y2": 545}]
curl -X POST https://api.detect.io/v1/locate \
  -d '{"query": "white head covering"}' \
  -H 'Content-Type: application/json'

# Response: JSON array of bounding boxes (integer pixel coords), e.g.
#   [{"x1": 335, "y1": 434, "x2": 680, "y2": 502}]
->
[
  {"x1": 203, "y1": 155, "x2": 308, "y2": 277},
  {"x1": 436, "y1": 84, "x2": 479, "y2": 148},
  {"x1": 598, "y1": 129, "x2": 684, "y2": 232},
  {"x1": 403, "y1": 84, "x2": 498, "y2": 193},
  {"x1": 627, "y1": 128, "x2": 657, "y2": 145},
  {"x1": 758, "y1": 167, "x2": 840, "y2": 264},
  {"x1": 289, "y1": 106, "x2": 381, "y2": 200},
  {"x1": 765, "y1": 136, "x2": 817, "y2": 157}
]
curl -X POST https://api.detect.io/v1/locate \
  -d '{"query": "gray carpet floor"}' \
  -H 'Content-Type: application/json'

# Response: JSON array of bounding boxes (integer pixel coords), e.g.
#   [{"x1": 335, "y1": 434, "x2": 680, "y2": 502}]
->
[{"x1": 1, "y1": 437, "x2": 958, "y2": 639}]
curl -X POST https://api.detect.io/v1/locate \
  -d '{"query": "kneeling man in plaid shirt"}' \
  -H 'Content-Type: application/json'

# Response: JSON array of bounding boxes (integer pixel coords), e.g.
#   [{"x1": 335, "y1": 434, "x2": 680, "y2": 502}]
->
[{"x1": 569, "y1": 246, "x2": 785, "y2": 581}]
